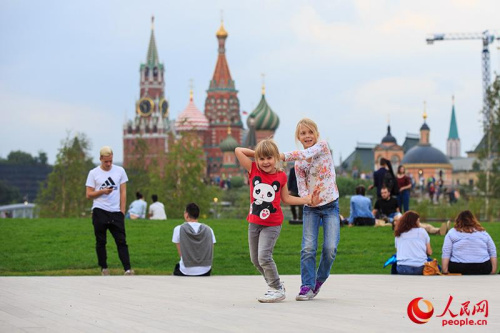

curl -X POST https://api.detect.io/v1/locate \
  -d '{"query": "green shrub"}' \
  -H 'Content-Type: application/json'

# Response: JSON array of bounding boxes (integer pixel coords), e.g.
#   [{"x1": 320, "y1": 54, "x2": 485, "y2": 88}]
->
[{"x1": 230, "y1": 176, "x2": 244, "y2": 188}]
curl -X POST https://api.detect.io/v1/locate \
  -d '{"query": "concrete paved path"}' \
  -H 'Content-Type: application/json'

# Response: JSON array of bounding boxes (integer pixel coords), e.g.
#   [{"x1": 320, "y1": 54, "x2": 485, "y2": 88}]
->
[{"x1": 0, "y1": 274, "x2": 499, "y2": 332}]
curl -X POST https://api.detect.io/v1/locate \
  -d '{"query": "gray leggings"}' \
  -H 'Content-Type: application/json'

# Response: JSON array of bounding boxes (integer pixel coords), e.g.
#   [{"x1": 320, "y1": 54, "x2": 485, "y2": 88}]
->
[{"x1": 248, "y1": 223, "x2": 282, "y2": 289}]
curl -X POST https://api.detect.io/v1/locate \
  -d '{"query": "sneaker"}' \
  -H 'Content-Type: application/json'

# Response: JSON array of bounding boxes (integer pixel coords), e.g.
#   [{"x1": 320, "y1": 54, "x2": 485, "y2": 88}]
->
[
  {"x1": 258, "y1": 283, "x2": 286, "y2": 303},
  {"x1": 295, "y1": 286, "x2": 314, "y2": 301},
  {"x1": 312, "y1": 280, "x2": 324, "y2": 298},
  {"x1": 101, "y1": 268, "x2": 110, "y2": 276},
  {"x1": 124, "y1": 269, "x2": 135, "y2": 276}
]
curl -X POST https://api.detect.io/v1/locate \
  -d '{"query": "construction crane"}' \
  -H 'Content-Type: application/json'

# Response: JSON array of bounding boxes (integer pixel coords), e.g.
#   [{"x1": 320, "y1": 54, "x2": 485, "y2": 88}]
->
[
  {"x1": 426, "y1": 30, "x2": 500, "y2": 120},
  {"x1": 427, "y1": 30, "x2": 500, "y2": 220}
]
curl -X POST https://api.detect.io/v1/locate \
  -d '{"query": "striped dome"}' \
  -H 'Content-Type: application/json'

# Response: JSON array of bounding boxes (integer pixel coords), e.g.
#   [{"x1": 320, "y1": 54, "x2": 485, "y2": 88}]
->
[
  {"x1": 247, "y1": 94, "x2": 279, "y2": 131},
  {"x1": 175, "y1": 98, "x2": 209, "y2": 131},
  {"x1": 220, "y1": 134, "x2": 239, "y2": 152}
]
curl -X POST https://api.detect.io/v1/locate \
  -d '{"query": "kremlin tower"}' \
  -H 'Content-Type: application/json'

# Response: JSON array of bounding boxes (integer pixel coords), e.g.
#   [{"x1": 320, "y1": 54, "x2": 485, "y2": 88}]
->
[
  {"x1": 123, "y1": 17, "x2": 172, "y2": 169},
  {"x1": 123, "y1": 18, "x2": 281, "y2": 180},
  {"x1": 203, "y1": 21, "x2": 243, "y2": 179}
]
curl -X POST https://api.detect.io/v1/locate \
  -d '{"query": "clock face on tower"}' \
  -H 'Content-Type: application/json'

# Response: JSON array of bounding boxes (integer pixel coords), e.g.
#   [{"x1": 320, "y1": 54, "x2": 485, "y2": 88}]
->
[
  {"x1": 160, "y1": 98, "x2": 169, "y2": 118},
  {"x1": 137, "y1": 97, "x2": 154, "y2": 117}
]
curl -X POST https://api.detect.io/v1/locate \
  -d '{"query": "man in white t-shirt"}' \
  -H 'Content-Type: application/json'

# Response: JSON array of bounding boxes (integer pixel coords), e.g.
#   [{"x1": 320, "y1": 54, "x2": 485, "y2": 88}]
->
[
  {"x1": 85, "y1": 146, "x2": 134, "y2": 276},
  {"x1": 172, "y1": 203, "x2": 216, "y2": 276},
  {"x1": 149, "y1": 194, "x2": 167, "y2": 220}
]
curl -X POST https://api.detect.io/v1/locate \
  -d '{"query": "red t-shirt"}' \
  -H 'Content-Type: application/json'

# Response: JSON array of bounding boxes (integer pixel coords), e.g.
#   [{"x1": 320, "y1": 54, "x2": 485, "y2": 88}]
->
[
  {"x1": 247, "y1": 162, "x2": 287, "y2": 227},
  {"x1": 397, "y1": 175, "x2": 411, "y2": 191}
]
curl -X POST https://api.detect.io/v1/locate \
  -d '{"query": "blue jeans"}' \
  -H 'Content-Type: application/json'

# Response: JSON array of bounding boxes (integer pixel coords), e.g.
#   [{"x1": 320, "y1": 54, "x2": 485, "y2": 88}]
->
[
  {"x1": 397, "y1": 190, "x2": 410, "y2": 213},
  {"x1": 301, "y1": 200, "x2": 340, "y2": 288},
  {"x1": 396, "y1": 264, "x2": 424, "y2": 275}
]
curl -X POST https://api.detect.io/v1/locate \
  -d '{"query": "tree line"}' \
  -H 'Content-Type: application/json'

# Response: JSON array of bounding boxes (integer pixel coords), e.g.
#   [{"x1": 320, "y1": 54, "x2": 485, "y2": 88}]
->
[{"x1": 35, "y1": 132, "x2": 220, "y2": 218}]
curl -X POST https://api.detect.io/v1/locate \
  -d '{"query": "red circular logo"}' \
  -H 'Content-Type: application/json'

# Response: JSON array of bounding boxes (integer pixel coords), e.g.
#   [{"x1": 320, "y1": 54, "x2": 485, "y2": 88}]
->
[{"x1": 407, "y1": 297, "x2": 434, "y2": 324}]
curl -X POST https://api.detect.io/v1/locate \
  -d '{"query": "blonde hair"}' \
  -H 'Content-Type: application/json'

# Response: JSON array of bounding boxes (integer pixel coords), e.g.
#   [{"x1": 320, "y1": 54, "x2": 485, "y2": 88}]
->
[
  {"x1": 295, "y1": 118, "x2": 319, "y2": 142},
  {"x1": 254, "y1": 139, "x2": 282, "y2": 171},
  {"x1": 99, "y1": 146, "x2": 113, "y2": 157}
]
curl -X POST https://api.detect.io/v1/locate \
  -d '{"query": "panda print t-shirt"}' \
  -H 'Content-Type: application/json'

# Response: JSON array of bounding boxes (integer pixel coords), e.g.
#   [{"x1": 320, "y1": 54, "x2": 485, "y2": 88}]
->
[{"x1": 247, "y1": 162, "x2": 287, "y2": 227}]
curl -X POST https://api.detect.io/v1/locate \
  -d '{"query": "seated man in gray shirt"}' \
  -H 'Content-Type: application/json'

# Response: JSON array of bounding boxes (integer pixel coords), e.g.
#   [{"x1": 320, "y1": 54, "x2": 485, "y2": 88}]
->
[{"x1": 172, "y1": 203, "x2": 216, "y2": 276}]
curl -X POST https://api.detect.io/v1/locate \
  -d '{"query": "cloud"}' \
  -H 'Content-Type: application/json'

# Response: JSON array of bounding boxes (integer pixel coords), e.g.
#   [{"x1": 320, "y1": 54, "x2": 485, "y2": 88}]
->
[{"x1": 0, "y1": 88, "x2": 123, "y2": 164}]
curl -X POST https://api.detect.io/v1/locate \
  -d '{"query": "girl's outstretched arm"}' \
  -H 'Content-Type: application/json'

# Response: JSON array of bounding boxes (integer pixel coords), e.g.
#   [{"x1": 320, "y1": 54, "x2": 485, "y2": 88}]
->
[
  {"x1": 281, "y1": 183, "x2": 312, "y2": 206},
  {"x1": 234, "y1": 147, "x2": 254, "y2": 172},
  {"x1": 283, "y1": 141, "x2": 326, "y2": 161}
]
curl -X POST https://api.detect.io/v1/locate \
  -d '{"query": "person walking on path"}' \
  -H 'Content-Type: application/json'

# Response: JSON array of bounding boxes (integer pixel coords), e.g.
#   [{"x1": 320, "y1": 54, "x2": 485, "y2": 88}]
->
[
  {"x1": 281, "y1": 118, "x2": 340, "y2": 301},
  {"x1": 236, "y1": 139, "x2": 315, "y2": 303},
  {"x1": 85, "y1": 146, "x2": 134, "y2": 276}
]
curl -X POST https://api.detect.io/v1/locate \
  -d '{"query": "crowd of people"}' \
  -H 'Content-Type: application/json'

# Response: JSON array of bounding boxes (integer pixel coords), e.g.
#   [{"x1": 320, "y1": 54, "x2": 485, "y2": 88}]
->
[{"x1": 85, "y1": 117, "x2": 497, "y2": 305}]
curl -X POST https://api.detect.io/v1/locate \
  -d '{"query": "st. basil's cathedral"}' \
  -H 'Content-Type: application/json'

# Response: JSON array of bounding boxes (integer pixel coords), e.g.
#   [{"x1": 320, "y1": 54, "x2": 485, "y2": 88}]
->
[{"x1": 123, "y1": 18, "x2": 279, "y2": 181}]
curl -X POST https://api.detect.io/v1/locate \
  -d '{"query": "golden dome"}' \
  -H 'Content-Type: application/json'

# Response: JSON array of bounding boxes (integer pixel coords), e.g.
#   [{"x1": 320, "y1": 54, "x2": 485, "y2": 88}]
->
[{"x1": 216, "y1": 21, "x2": 228, "y2": 38}]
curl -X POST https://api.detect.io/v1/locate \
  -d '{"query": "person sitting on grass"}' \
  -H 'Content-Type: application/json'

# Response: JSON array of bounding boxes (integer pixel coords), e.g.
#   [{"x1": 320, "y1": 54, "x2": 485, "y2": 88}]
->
[
  {"x1": 127, "y1": 192, "x2": 147, "y2": 219},
  {"x1": 372, "y1": 187, "x2": 401, "y2": 227},
  {"x1": 441, "y1": 210, "x2": 497, "y2": 275},
  {"x1": 149, "y1": 194, "x2": 167, "y2": 220},
  {"x1": 172, "y1": 202, "x2": 216, "y2": 276},
  {"x1": 347, "y1": 185, "x2": 375, "y2": 226},
  {"x1": 393, "y1": 211, "x2": 432, "y2": 275}
]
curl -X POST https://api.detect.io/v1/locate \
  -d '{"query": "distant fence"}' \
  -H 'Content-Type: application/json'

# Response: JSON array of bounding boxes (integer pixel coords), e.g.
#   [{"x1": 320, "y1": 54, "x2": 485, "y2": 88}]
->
[{"x1": 0, "y1": 203, "x2": 38, "y2": 218}]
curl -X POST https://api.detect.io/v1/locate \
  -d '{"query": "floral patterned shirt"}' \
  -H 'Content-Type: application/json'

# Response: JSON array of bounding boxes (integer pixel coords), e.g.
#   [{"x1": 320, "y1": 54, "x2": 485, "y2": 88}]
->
[{"x1": 284, "y1": 140, "x2": 339, "y2": 207}]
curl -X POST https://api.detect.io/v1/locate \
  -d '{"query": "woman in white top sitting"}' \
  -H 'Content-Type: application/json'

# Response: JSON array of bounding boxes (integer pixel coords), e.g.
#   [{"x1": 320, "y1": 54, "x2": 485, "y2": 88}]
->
[
  {"x1": 394, "y1": 211, "x2": 432, "y2": 275},
  {"x1": 442, "y1": 210, "x2": 497, "y2": 275}
]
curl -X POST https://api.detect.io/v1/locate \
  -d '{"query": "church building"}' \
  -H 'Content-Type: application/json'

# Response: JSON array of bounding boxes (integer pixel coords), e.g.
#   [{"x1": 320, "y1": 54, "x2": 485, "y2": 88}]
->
[{"x1": 122, "y1": 18, "x2": 279, "y2": 180}]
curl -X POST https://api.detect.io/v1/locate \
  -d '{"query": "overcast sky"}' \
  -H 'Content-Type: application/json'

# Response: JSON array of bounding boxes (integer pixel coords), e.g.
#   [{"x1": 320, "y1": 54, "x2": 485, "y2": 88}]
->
[{"x1": 1, "y1": 0, "x2": 499, "y2": 165}]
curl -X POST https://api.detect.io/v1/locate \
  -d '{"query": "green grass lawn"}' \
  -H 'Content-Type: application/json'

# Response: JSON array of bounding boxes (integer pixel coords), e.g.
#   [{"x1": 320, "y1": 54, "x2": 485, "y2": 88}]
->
[{"x1": 1, "y1": 218, "x2": 499, "y2": 276}]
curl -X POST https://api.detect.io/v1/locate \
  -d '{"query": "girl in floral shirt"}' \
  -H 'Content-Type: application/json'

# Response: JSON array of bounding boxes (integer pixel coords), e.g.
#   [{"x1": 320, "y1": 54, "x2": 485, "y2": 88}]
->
[
  {"x1": 235, "y1": 139, "x2": 314, "y2": 303},
  {"x1": 281, "y1": 118, "x2": 340, "y2": 301}
]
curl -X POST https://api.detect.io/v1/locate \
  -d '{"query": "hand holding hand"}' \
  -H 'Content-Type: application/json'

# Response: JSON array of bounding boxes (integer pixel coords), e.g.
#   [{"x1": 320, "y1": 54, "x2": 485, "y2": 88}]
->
[{"x1": 310, "y1": 188, "x2": 321, "y2": 207}]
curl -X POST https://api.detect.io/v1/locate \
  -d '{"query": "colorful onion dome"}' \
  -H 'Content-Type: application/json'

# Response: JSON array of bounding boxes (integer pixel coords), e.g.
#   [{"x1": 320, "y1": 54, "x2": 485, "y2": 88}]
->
[
  {"x1": 246, "y1": 91, "x2": 279, "y2": 131},
  {"x1": 220, "y1": 129, "x2": 239, "y2": 152},
  {"x1": 175, "y1": 92, "x2": 209, "y2": 131}
]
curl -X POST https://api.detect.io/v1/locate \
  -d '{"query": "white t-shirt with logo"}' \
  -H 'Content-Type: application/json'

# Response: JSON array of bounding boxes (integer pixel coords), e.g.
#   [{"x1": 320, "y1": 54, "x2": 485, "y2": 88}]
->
[
  {"x1": 149, "y1": 202, "x2": 167, "y2": 220},
  {"x1": 85, "y1": 165, "x2": 128, "y2": 212},
  {"x1": 172, "y1": 222, "x2": 216, "y2": 275}
]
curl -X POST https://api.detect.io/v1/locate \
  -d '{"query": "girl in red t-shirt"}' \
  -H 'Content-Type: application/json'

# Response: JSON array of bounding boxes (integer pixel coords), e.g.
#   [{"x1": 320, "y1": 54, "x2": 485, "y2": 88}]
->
[{"x1": 235, "y1": 139, "x2": 314, "y2": 303}]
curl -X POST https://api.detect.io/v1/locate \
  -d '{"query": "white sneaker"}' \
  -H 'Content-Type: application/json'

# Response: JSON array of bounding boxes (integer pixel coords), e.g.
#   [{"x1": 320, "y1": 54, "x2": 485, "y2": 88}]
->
[
  {"x1": 124, "y1": 269, "x2": 135, "y2": 276},
  {"x1": 101, "y1": 268, "x2": 110, "y2": 276},
  {"x1": 258, "y1": 283, "x2": 286, "y2": 303}
]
